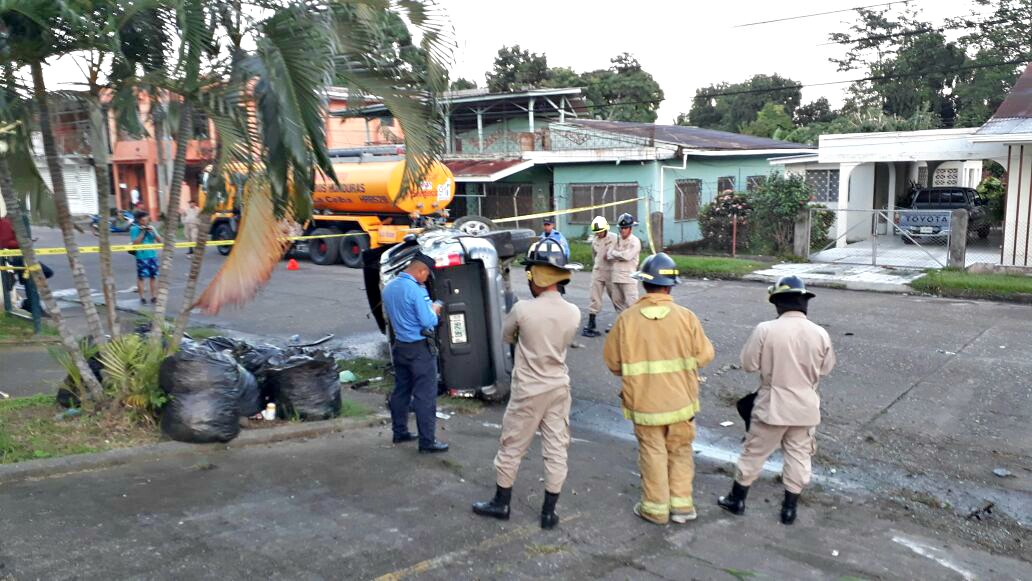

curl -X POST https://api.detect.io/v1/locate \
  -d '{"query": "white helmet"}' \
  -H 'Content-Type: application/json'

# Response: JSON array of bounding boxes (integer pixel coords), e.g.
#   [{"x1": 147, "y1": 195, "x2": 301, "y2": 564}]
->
[{"x1": 590, "y1": 216, "x2": 609, "y2": 233}]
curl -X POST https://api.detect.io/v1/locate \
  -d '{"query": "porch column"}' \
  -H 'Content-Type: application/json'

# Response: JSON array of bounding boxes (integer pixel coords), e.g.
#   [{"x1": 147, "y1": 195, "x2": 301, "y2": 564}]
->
[
  {"x1": 528, "y1": 98, "x2": 535, "y2": 133},
  {"x1": 111, "y1": 163, "x2": 123, "y2": 212},
  {"x1": 476, "y1": 109, "x2": 484, "y2": 153},
  {"x1": 835, "y1": 163, "x2": 860, "y2": 248},
  {"x1": 1002, "y1": 144, "x2": 1032, "y2": 267}
]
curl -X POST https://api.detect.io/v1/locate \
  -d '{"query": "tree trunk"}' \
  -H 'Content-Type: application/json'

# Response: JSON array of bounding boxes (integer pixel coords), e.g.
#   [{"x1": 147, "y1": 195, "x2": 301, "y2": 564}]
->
[
  {"x1": 171, "y1": 211, "x2": 210, "y2": 346},
  {"x1": 87, "y1": 100, "x2": 120, "y2": 337},
  {"x1": 150, "y1": 100, "x2": 193, "y2": 341},
  {"x1": 30, "y1": 61, "x2": 106, "y2": 342},
  {"x1": 0, "y1": 157, "x2": 104, "y2": 399},
  {"x1": 153, "y1": 98, "x2": 168, "y2": 212}
]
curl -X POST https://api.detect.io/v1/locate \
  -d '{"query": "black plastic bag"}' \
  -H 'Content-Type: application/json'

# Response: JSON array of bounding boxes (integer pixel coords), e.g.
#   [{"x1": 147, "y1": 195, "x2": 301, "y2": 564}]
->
[
  {"x1": 737, "y1": 392, "x2": 757, "y2": 432},
  {"x1": 159, "y1": 344, "x2": 245, "y2": 443},
  {"x1": 236, "y1": 364, "x2": 262, "y2": 417},
  {"x1": 160, "y1": 389, "x2": 241, "y2": 443},
  {"x1": 266, "y1": 350, "x2": 341, "y2": 421},
  {"x1": 237, "y1": 344, "x2": 281, "y2": 382},
  {"x1": 202, "y1": 336, "x2": 242, "y2": 354}
]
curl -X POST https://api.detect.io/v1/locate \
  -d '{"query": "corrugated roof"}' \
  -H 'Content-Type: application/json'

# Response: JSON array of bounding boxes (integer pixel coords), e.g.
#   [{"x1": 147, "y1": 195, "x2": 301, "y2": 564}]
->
[
  {"x1": 444, "y1": 158, "x2": 535, "y2": 182},
  {"x1": 990, "y1": 63, "x2": 1032, "y2": 120},
  {"x1": 564, "y1": 119, "x2": 809, "y2": 151}
]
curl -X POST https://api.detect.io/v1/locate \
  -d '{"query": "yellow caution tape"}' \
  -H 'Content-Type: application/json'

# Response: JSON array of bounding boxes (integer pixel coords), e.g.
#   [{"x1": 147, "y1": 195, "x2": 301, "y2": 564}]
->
[
  {"x1": 0, "y1": 196, "x2": 646, "y2": 257},
  {"x1": 492, "y1": 197, "x2": 644, "y2": 224}
]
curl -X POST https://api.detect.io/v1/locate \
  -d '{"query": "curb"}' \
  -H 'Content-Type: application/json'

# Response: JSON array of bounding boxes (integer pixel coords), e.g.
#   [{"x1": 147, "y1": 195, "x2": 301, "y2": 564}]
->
[
  {"x1": 0, "y1": 415, "x2": 381, "y2": 485},
  {"x1": 0, "y1": 336, "x2": 61, "y2": 346},
  {"x1": 743, "y1": 272, "x2": 918, "y2": 294}
]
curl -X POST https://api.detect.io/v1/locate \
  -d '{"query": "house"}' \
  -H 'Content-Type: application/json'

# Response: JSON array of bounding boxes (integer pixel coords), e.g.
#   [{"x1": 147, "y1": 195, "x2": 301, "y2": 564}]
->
[
  {"x1": 771, "y1": 63, "x2": 1032, "y2": 269},
  {"x1": 342, "y1": 87, "x2": 810, "y2": 247}
]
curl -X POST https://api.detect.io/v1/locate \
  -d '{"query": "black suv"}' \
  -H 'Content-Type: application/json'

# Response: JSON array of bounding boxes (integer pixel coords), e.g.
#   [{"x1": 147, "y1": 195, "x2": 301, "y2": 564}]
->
[{"x1": 898, "y1": 187, "x2": 992, "y2": 242}]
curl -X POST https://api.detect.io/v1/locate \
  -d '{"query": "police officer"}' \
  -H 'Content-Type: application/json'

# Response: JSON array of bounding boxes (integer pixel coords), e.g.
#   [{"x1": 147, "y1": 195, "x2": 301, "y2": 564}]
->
[
  {"x1": 472, "y1": 239, "x2": 581, "y2": 529},
  {"x1": 718, "y1": 275, "x2": 836, "y2": 525},
  {"x1": 382, "y1": 252, "x2": 449, "y2": 453},
  {"x1": 603, "y1": 253, "x2": 714, "y2": 525},
  {"x1": 606, "y1": 213, "x2": 642, "y2": 313},
  {"x1": 539, "y1": 217, "x2": 570, "y2": 258},
  {"x1": 582, "y1": 216, "x2": 614, "y2": 337}
]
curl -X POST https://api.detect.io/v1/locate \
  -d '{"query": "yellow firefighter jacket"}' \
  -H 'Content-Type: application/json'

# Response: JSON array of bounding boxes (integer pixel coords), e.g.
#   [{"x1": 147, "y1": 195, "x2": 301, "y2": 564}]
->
[{"x1": 603, "y1": 293, "x2": 715, "y2": 425}]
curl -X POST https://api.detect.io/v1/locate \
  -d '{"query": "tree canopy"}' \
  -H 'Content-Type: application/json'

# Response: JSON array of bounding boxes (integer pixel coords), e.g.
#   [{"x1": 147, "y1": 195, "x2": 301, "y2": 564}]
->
[{"x1": 678, "y1": 74, "x2": 801, "y2": 133}]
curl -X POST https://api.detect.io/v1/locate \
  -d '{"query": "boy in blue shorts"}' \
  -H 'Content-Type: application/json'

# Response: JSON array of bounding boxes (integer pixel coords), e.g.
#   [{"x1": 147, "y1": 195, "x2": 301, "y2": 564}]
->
[{"x1": 130, "y1": 211, "x2": 162, "y2": 304}]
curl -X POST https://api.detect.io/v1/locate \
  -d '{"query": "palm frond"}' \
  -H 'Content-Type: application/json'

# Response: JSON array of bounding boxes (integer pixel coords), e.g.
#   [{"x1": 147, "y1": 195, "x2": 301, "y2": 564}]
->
[{"x1": 194, "y1": 174, "x2": 292, "y2": 314}]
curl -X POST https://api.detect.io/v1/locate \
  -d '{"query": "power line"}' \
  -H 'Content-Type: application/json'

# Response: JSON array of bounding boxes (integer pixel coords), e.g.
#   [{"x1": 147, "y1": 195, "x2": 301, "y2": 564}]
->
[
  {"x1": 816, "y1": 16, "x2": 1007, "y2": 46},
  {"x1": 734, "y1": 1, "x2": 914, "y2": 28}
]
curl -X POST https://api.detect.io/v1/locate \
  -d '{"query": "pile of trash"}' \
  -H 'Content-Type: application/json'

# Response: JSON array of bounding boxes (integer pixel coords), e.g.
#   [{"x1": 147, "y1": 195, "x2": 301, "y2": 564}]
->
[{"x1": 159, "y1": 336, "x2": 341, "y2": 443}]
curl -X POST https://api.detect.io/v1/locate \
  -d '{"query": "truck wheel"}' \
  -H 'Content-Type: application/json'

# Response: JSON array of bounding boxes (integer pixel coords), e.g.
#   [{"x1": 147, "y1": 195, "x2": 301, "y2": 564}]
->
[
  {"x1": 212, "y1": 223, "x2": 234, "y2": 256},
  {"x1": 339, "y1": 230, "x2": 370, "y2": 269},
  {"x1": 308, "y1": 228, "x2": 341, "y2": 265},
  {"x1": 977, "y1": 226, "x2": 991, "y2": 239},
  {"x1": 454, "y1": 215, "x2": 496, "y2": 236}
]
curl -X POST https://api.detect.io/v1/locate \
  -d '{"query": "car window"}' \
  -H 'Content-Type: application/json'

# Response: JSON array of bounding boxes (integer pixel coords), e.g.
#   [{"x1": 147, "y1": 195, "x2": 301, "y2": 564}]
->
[
  {"x1": 914, "y1": 191, "x2": 934, "y2": 204},
  {"x1": 945, "y1": 191, "x2": 967, "y2": 204}
]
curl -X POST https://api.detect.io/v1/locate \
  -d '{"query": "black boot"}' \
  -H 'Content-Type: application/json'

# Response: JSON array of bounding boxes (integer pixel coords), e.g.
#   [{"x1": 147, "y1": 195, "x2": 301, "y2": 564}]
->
[
  {"x1": 582, "y1": 314, "x2": 601, "y2": 337},
  {"x1": 540, "y1": 491, "x2": 560, "y2": 530},
  {"x1": 717, "y1": 481, "x2": 749, "y2": 515},
  {"x1": 781, "y1": 491, "x2": 800, "y2": 525},
  {"x1": 472, "y1": 485, "x2": 511, "y2": 520}
]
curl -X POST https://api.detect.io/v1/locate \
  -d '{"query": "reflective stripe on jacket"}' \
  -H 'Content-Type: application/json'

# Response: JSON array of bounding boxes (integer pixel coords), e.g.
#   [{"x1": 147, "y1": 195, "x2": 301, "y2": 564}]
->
[{"x1": 603, "y1": 293, "x2": 715, "y2": 425}]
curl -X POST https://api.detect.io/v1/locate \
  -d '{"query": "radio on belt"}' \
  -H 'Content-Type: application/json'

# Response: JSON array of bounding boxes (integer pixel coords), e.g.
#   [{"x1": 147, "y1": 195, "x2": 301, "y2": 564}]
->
[{"x1": 363, "y1": 226, "x2": 537, "y2": 401}]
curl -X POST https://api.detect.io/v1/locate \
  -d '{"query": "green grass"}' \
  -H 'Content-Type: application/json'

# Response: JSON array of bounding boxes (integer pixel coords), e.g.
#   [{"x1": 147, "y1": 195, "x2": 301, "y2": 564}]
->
[
  {"x1": 339, "y1": 399, "x2": 372, "y2": 418},
  {"x1": 440, "y1": 396, "x2": 484, "y2": 415},
  {"x1": 0, "y1": 313, "x2": 56, "y2": 340},
  {"x1": 569, "y1": 241, "x2": 762, "y2": 279},
  {"x1": 337, "y1": 357, "x2": 393, "y2": 393},
  {"x1": 185, "y1": 326, "x2": 223, "y2": 340},
  {"x1": 0, "y1": 395, "x2": 157, "y2": 464},
  {"x1": 911, "y1": 269, "x2": 1032, "y2": 301}
]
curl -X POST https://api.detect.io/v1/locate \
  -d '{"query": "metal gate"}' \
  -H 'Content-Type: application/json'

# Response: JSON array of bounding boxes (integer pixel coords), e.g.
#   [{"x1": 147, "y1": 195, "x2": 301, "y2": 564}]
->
[{"x1": 808, "y1": 209, "x2": 952, "y2": 269}]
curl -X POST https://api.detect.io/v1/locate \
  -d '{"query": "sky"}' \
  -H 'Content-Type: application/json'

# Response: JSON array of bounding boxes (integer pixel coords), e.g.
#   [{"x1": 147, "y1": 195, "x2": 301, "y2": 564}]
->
[
  {"x1": 40, "y1": 0, "x2": 987, "y2": 124},
  {"x1": 439, "y1": 0, "x2": 982, "y2": 122}
]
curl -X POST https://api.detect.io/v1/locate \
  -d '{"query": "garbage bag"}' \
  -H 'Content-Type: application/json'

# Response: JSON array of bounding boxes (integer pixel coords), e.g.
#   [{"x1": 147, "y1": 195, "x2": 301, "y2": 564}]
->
[
  {"x1": 158, "y1": 344, "x2": 248, "y2": 443},
  {"x1": 201, "y1": 336, "x2": 241, "y2": 354},
  {"x1": 236, "y1": 364, "x2": 262, "y2": 417},
  {"x1": 160, "y1": 389, "x2": 241, "y2": 443},
  {"x1": 266, "y1": 350, "x2": 341, "y2": 421},
  {"x1": 57, "y1": 347, "x2": 103, "y2": 409},
  {"x1": 237, "y1": 343, "x2": 281, "y2": 381}
]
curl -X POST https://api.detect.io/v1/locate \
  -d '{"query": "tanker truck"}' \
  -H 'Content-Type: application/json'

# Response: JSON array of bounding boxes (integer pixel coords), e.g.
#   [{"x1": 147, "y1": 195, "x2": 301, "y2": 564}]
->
[{"x1": 206, "y1": 147, "x2": 491, "y2": 268}]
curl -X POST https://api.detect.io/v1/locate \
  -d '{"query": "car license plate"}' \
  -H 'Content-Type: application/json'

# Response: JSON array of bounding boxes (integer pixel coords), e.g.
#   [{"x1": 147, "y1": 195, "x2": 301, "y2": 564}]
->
[
  {"x1": 920, "y1": 227, "x2": 934, "y2": 234},
  {"x1": 449, "y1": 313, "x2": 468, "y2": 344}
]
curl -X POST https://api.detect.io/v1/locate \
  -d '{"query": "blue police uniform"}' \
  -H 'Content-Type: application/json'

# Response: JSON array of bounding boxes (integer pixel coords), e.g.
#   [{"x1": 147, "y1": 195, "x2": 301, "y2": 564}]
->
[
  {"x1": 382, "y1": 272, "x2": 440, "y2": 447},
  {"x1": 540, "y1": 230, "x2": 570, "y2": 258}
]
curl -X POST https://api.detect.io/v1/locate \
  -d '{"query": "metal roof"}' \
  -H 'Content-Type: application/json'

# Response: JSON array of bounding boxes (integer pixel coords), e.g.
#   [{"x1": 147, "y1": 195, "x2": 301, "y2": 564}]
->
[
  {"x1": 443, "y1": 158, "x2": 535, "y2": 182},
  {"x1": 990, "y1": 63, "x2": 1032, "y2": 120},
  {"x1": 332, "y1": 87, "x2": 588, "y2": 118},
  {"x1": 563, "y1": 119, "x2": 809, "y2": 151}
]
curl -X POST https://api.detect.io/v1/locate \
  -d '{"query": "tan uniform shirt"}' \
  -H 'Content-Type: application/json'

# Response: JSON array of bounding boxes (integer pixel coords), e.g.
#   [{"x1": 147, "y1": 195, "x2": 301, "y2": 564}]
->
[
  {"x1": 182, "y1": 206, "x2": 201, "y2": 226},
  {"x1": 591, "y1": 232, "x2": 615, "y2": 279},
  {"x1": 740, "y1": 311, "x2": 836, "y2": 427},
  {"x1": 607, "y1": 233, "x2": 642, "y2": 284},
  {"x1": 502, "y1": 290, "x2": 581, "y2": 400}
]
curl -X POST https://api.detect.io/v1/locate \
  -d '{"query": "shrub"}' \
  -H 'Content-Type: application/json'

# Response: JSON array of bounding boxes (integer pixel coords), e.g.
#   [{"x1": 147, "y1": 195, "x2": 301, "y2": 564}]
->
[
  {"x1": 809, "y1": 205, "x2": 837, "y2": 252},
  {"x1": 748, "y1": 173, "x2": 812, "y2": 255},
  {"x1": 976, "y1": 177, "x2": 1006, "y2": 225},
  {"x1": 698, "y1": 191, "x2": 751, "y2": 251}
]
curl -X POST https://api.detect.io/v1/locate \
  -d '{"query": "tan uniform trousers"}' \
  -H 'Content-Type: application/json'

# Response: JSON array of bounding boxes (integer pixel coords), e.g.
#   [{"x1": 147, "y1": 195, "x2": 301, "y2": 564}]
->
[
  {"x1": 184, "y1": 223, "x2": 199, "y2": 244},
  {"x1": 494, "y1": 388, "x2": 572, "y2": 494},
  {"x1": 610, "y1": 282, "x2": 638, "y2": 313},
  {"x1": 633, "y1": 420, "x2": 696, "y2": 525},
  {"x1": 735, "y1": 419, "x2": 816, "y2": 494},
  {"x1": 588, "y1": 273, "x2": 612, "y2": 315}
]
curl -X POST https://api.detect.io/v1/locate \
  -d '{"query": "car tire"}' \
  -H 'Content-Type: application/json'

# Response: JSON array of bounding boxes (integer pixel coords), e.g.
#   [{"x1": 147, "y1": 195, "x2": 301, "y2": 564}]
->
[
  {"x1": 309, "y1": 228, "x2": 341, "y2": 265},
  {"x1": 212, "y1": 222, "x2": 234, "y2": 256},
  {"x1": 339, "y1": 230, "x2": 370, "y2": 269},
  {"x1": 977, "y1": 226, "x2": 991, "y2": 239},
  {"x1": 454, "y1": 215, "x2": 496, "y2": 236},
  {"x1": 902, "y1": 236, "x2": 915, "y2": 245}
]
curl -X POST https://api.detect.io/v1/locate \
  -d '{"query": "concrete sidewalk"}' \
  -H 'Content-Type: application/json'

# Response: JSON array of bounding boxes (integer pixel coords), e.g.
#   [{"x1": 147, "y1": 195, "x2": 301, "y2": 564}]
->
[
  {"x1": 0, "y1": 409, "x2": 1027, "y2": 580},
  {"x1": 745, "y1": 262, "x2": 927, "y2": 293}
]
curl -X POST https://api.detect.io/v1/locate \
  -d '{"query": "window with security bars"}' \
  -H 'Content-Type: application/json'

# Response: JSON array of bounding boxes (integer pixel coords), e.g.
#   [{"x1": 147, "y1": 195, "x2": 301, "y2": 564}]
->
[
  {"x1": 804, "y1": 169, "x2": 840, "y2": 203},
  {"x1": 674, "y1": 179, "x2": 702, "y2": 221},
  {"x1": 568, "y1": 183, "x2": 638, "y2": 224},
  {"x1": 480, "y1": 183, "x2": 534, "y2": 221},
  {"x1": 717, "y1": 176, "x2": 735, "y2": 193},
  {"x1": 746, "y1": 175, "x2": 766, "y2": 192}
]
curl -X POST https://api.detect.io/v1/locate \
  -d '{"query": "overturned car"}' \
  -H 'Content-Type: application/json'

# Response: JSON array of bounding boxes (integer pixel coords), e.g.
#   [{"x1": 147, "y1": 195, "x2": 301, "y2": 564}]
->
[{"x1": 363, "y1": 227, "x2": 537, "y2": 401}]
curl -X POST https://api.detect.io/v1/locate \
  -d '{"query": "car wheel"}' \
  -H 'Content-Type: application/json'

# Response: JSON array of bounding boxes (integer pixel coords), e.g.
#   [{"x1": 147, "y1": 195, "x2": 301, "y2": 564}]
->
[
  {"x1": 339, "y1": 230, "x2": 370, "y2": 269},
  {"x1": 308, "y1": 227, "x2": 341, "y2": 265},
  {"x1": 454, "y1": 215, "x2": 496, "y2": 236},
  {"x1": 212, "y1": 223, "x2": 234, "y2": 256},
  {"x1": 902, "y1": 236, "x2": 915, "y2": 245},
  {"x1": 977, "y1": 226, "x2": 991, "y2": 239}
]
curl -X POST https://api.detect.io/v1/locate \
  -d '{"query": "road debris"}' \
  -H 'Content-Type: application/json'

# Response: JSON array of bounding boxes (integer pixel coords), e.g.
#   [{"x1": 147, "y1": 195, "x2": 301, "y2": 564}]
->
[
  {"x1": 966, "y1": 501, "x2": 995, "y2": 520},
  {"x1": 831, "y1": 550, "x2": 839, "y2": 557},
  {"x1": 338, "y1": 370, "x2": 358, "y2": 383},
  {"x1": 992, "y1": 467, "x2": 1014, "y2": 478},
  {"x1": 719, "y1": 421, "x2": 735, "y2": 427},
  {"x1": 0, "y1": 390, "x2": 9, "y2": 399},
  {"x1": 436, "y1": 411, "x2": 452, "y2": 420},
  {"x1": 936, "y1": 349, "x2": 957, "y2": 355}
]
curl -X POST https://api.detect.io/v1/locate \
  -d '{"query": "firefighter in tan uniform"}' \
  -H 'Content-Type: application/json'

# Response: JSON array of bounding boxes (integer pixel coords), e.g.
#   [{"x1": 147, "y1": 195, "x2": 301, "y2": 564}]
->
[
  {"x1": 718, "y1": 275, "x2": 836, "y2": 525},
  {"x1": 607, "y1": 213, "x2": 642, "y2": 313},
  {"x1": 473, "y1": 238, "x2": 582, "y2": 530},
  {"x1": 582, "y1": 216, "x2": 615, "y2": 337},
  {"x1": 603, "y1": 253, "x2": 715, "y2": 525}
]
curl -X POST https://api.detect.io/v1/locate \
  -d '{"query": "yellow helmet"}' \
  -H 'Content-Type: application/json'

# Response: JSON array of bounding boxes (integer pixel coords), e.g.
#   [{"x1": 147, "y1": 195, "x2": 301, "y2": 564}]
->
[{"x1": 590, "y1": 216, "x2": 609, "y2": 233}]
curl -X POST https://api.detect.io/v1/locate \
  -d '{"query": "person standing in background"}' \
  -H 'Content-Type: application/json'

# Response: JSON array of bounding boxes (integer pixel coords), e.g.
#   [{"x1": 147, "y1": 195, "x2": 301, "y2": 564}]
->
[
  {"x1": 182, "y1": 200, "x2": 201, "y2": 255},
  {"x1": 130, "y1": 212, "x2": 161, "y2": 304},
  {"x1": 606, "y1": 213, "x2": 642, "y2": 314}
]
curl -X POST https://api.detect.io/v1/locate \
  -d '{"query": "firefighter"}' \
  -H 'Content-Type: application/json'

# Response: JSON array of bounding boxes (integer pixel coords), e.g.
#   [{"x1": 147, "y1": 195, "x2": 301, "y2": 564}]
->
[
  {"x1": 718, "y1": 275, "x2": 836, "y2": 525},
  {"x1": 582, "y1": 215, "x2": 614, "y2": 337},
  {"x1": 606, "y1": 213, "x2": 642, "y2": 313},
  {"x1": 472, "y1": 238, "x2": 582, "y2": 530},
  {"x1": 603, "y1": 253, "x2": 714, "y2": 525}
]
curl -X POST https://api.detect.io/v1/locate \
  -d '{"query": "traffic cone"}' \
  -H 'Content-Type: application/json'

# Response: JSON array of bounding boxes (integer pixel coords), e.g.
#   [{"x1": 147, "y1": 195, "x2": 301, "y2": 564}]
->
[{"x1": 287, "y1": 258, "x2": 299, "y2": 271}]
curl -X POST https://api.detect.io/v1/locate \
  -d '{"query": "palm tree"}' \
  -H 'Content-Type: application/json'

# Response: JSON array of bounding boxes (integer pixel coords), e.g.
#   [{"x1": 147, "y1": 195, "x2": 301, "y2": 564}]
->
[{"x1": 1, "y1": 2, "x2": 107, "y2": 341}]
